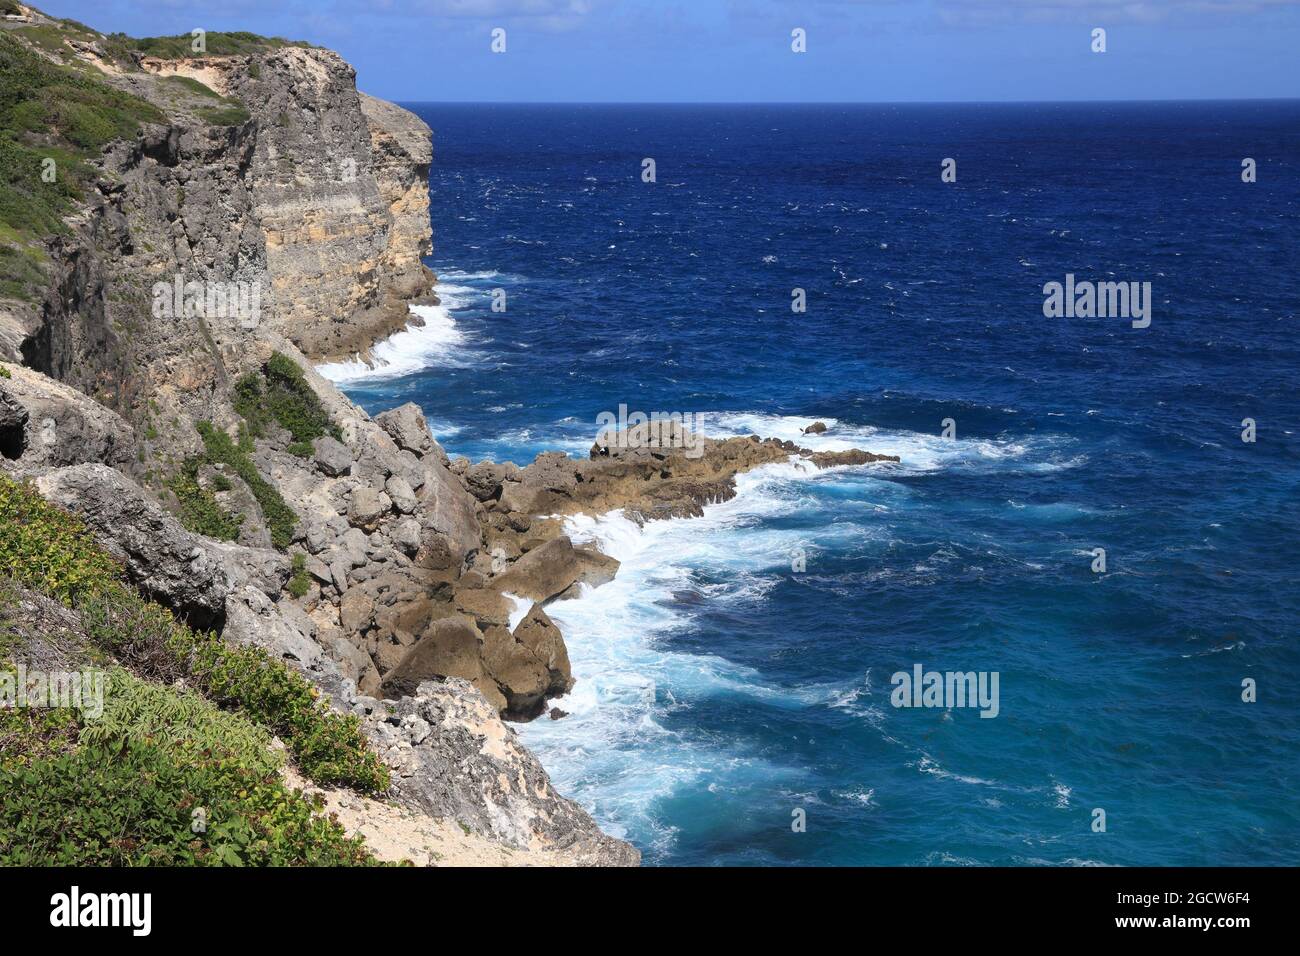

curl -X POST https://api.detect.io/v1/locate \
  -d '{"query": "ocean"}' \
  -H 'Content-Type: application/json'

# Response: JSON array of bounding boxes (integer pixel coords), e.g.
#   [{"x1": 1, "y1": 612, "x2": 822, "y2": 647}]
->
[{"x1": 319, "y1": 102, "x2": 1300, "y2": 866}]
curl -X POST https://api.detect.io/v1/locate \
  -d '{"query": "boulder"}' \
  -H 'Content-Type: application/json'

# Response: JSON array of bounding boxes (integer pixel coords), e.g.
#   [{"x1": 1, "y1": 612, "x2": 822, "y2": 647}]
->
[
  {"x1": 481, "y1": 603, "x2": 574, "y2": 720},
  {"x1": 482, "y1": 625, "x2": 550, "y2": 720},
  {"x1": 492, "y1": 536, "x2": 618, "y2": 604},
  {"x1": 417, "y1": 457, "x2": 481, "y2": 562},
  {"x1": 35, "y1": 464, "x2": 288, "y2": 628},
  {"x1": 391, "y1": 516, "x2": 422, "y2": 555},
  {"x1": 802, "y1": 421, "x2": 828, "y2": 435},
  {"x1": 348, "y1": 486, "x2": 388, "y2": 530},
  {"x1": 374, "y1": 402, "x2": 433, "y2": 457},
  {"x1": 453, "y1": 586, "x2": 512, "y2": 628},
  {"x1": 805, "y1": 448, "x2": 899, "y2": 468},
  {"x1": 313, "y1": 435, "x2": 353, "y2": 476},
  {"x1": 380, "y1": 616, "x2": 506, "y2": 712},
  {"x1": 384, "y1": 473, "x2": 417, "y2": 514},
  {"x1": 464, "y1": 460, "x2": 520, "y2": 502},
  {"x1": 224, "y1": 585, "x2": 323, "y2": 672},
  {"x1": 339, "y1": 587, "x2": 376, "y2": 633}
]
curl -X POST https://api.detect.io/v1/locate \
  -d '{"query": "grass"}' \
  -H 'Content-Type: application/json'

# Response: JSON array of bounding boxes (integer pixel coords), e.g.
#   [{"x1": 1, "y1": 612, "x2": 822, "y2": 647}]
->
[
  {"x1": 198, "y1": 103, "x2": 251, "y2": 126},
  {"x1": 160, "y1": 74, "x2": 221, "y2": 99},
  {"x1": 0, "y1": 30, "x2": 161, "y2": 300},
  {"x1": 0, "y1": 474, "x2": 388, "y2": 793}
]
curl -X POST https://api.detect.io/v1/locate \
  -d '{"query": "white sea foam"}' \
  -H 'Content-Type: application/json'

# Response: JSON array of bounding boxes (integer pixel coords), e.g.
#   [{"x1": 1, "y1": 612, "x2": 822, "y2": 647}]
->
[
  {"x1": 516, "y1": 413, "x2": 1066, "y2": 852},
  {"x1": 315, "y1": 269, "x2": 511, "y2": 385},
  {"x1": 316, "y1": 303, "x2": 477, "y2": 384}
]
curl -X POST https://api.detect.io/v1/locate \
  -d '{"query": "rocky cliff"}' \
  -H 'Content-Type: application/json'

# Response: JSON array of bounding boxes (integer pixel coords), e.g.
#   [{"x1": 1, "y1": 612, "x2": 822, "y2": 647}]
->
[
  {"x1": 0, "y1": 6, "x2": 901, "y2": 868},
  {"x1": 0, "y1": 6, "x2": 634, "y2": 866}
]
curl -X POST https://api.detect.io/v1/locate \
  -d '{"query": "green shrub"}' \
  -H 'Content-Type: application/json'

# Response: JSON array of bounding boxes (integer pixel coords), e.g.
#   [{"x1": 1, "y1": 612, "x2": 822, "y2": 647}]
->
[
  {"x1": 0, "y1": 474, "x2": 389, "y2": 794},
  {"x1": 234, "y1": 352, "x2": 341, "y2": 446},
  {"x1": 0, "y1": 476, "x2": 121, "y2": 600},
  {"x1": 287, "y1": 552, "x2": 311, "y2": 598},
  {"x1": 0, "y1": 670, "x2": 378, "y2": 865},
  {"x1": 167, "y1": 459, "x2": 243, "y2": 541},
  {"x1": 122, "y1": 31, "x2": 314, "y2": 60},
  {"x1": 196, "y1": 421, "x2": 298, "y2": 549}
]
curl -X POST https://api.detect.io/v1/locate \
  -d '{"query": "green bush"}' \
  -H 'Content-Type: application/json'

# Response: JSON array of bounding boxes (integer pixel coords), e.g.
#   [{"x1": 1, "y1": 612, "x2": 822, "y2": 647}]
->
[
  {"x1": 234, "y1": 352, "x2": 341, "y2": 446},
  {"x1": 0, "y1": 474, "x2": 121, "y2": 599},
  {"x1": 0, "y1": 474, "x2": 389, "y2": 794},
  {"x1": 121, "y1": 31, "x2": 314, "y2": 60},
  {"x1": 196, "y1": 421, "x2": 298, "y2": 549},
  {"x1": 287, "y1": 552, "x2": 311, "y2": 598},
  {"x1": 167, "y1": 459, "x2": 243, "y2": 541},
  {"x1": 0, "y1": 670, "x2": 378, "y2": 865}
]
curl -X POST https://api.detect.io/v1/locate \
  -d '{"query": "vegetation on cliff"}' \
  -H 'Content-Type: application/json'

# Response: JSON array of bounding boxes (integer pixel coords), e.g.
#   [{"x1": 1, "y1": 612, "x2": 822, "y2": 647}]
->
[
  {"x1": 235, "y1": 352, "x2": 343, "y2": 455},
  {"x1": 0, "y1": 472, "x2": 392, "y2": 863},
  {"x1": 0, "y1": 662, "x2": 377, "y2": 865},
  {"x1": 114, "y1": 30, "x2": 315, "y2": 60},
  {"x1": 0, "y1": 29, "x2": 161, "y2": 300}
]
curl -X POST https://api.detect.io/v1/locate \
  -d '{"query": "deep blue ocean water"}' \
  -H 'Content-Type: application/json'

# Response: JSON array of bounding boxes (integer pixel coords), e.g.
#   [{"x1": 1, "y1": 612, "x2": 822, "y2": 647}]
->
[{"x1": 321, "y1": 102, "x2": 1300, "y2": 866}]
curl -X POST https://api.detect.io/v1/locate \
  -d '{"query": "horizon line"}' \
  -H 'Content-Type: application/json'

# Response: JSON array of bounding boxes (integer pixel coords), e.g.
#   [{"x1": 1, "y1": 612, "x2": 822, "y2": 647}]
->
[{"x1": 386, "y1": 96, "x2": 1300, "y2": 107}]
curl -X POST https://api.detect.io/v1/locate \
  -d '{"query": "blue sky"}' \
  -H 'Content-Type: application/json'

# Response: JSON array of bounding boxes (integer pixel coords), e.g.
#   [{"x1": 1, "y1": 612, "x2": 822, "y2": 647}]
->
[{"x1": 39, "y1": 1, "x2": 1300, "y2": 102}]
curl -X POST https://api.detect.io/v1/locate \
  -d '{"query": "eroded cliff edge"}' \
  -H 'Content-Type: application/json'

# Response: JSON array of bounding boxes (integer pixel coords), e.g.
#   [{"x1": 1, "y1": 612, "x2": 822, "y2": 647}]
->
[
  {"x1": 0, "y1": 7, "x2": 902, "y2": 866},
  {"x1": 0, "y1": 7, "x2": 634, "y2": 866}
]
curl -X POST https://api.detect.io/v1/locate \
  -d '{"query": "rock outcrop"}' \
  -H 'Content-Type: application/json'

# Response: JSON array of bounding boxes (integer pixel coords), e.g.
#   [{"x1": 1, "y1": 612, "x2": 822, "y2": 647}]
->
[
  {"x1": 0, "y1": 14, "x2": 638, "y2": 866},
  {"x1": 0, "y1": 12, "x2": 906, "y2": 869}
]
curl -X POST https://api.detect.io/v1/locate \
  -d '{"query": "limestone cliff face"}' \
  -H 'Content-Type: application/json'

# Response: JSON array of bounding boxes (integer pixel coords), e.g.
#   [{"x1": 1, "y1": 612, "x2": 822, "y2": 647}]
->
[
  {"x1": 0, "y1": 19, "x2": 639, "y2": 866},
  {"x1": 132, "y1": 48, "x2": 435, "y2": 361}
]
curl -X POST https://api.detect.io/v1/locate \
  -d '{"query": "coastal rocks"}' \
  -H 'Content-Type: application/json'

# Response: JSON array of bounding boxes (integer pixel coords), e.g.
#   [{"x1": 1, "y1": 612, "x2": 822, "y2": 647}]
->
[
  {"x1": 392, "y1": 516, "x2": 422, "y2": 555},
  {"x1": 385, "y1": 474, "x2": 417, "y2": 514},
  {"x1": 364, "y1": 678, "x2": 639, "y2": 865},
  {"x1": 490, "y1": 535, "x2": 614, "y2": 604},
  {"x1": 0, "y1": 365, "x2": 136, "y2": 471},
  {"x1": 223, "y1": 584, "x2": 324, "y2": 672},
  {"x1": 416, "y1": 457, "x2": 481, "y2": 563},
  {"x1": 802, "y1": 421, "x2": 828, "y2": 435},
  {"x1": 374, "y1": 402, "x2": 435, "y2": 457},
  {"x1": 34, "y1": 464, "x2": 288, "y2": 628},
  {"x1": 348, "y1": 486, "x2": 390, "y2": 530},
  {"x1": 509, "y1": 604, "x2": 574, "y2": 698},
  {"x1": 806, "y1": 448, "x2": 900, "y2": 468},
  {"x1": 465, "y1": 460, "x2": 520, "y2": 502},
  {"x1": 379, "y1": 616, "x2": 506, "y2": 712},
  {"x1": 313, "y1": 435, "x2": 353, "y2": 477}
]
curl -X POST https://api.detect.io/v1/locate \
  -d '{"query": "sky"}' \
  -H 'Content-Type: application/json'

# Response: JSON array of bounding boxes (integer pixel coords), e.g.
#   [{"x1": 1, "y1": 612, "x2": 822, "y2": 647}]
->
[{"x1": 35, "y1": 1, "x2": 1300, "y2": 103}]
